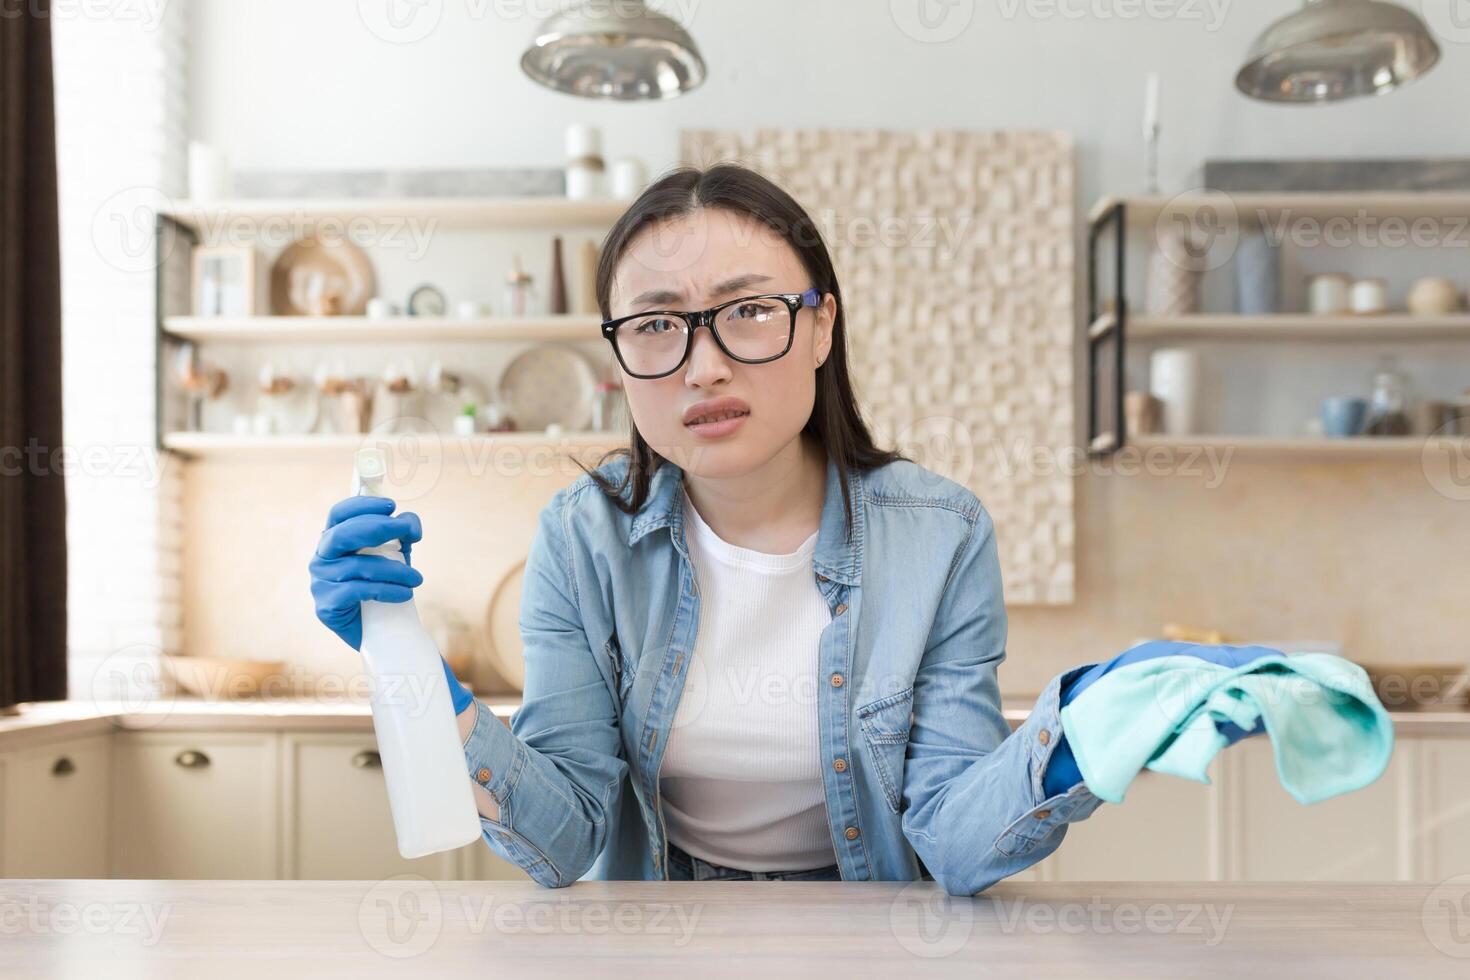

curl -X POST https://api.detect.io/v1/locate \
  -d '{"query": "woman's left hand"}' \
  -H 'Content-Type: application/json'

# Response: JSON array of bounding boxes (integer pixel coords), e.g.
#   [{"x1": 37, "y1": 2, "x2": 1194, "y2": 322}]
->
[
  {"x1": 1063, "y1": 640, "x2": 1276, "y2": 742},
  {"x1": 1042, "y1": 640, "x2": 1273, "y2": 797}
]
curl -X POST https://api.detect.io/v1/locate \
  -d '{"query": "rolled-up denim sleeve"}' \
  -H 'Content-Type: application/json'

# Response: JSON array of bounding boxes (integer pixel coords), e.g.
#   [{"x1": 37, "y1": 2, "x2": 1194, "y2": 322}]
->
[
  {"x1": 899, "y1": 505, "x2": 1104, "y2": 897},
  {"x1": 460, "y1": 489, "x2": 627, "y2": 887}
]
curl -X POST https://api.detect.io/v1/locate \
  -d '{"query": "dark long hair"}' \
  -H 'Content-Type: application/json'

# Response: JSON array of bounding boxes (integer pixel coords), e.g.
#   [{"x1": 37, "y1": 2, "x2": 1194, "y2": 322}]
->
[{"x1": 574, "y1": 163, "x2": 905, "y2": 537}]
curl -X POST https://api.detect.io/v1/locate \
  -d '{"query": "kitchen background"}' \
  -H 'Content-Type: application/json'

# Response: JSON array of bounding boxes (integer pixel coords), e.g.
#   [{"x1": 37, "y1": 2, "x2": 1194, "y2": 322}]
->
[
  {"x1": 2, "y1": 0, "x2": 1462, "y2": 887},
  {"x1": 59, "y1": 0, "x2": 1463, "y2": 699}
]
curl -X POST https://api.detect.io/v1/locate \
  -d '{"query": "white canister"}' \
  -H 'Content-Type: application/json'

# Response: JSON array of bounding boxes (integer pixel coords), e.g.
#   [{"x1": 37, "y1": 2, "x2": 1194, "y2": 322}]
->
[
  {"x1": 565, "y1": 123, "x2": 605, "y2": 200},
  {"x1": 1349, "y1": 277, "x2": 1388, "y2": 315},
  {"x1": 455, "y1": 300, "x2": 489, "y2": 319},
  {"x1": 1149, "y1": 348, "x2": 1202, "y2": 437},
  {"x1": 1307, "y1": 273, "x2": 1350, "y2": 315},
  {"x1": 610, "y1": 158, "x2": 648, "y2": 199},
  {"x1": 187, "y1": 141, "x2": 230, "y2": 201},
  {"x1": 565, "y1": 123, "x2": 601, "y2": 159}
]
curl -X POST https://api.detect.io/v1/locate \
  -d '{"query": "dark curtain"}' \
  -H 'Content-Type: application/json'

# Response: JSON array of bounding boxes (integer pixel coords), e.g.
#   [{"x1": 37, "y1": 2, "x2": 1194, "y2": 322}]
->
[{"x1": 1, "y1": 1, "x2": 68, "y2": 709}]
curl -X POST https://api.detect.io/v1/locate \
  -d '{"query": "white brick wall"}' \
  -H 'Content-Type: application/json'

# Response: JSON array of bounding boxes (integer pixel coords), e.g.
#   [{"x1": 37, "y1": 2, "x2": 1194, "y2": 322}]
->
[{"x1": 53, "y1": 1, "x2": 190, "y2": 696}]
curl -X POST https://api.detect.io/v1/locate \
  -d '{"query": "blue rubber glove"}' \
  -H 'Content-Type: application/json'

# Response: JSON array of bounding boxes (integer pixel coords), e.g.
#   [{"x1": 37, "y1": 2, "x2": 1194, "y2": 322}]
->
[
  {"x1": 309, "y1": 496, "x2": 474, "y2": 716},
  {"x1": 309, "y1": 495, "x2": 423, "y2": 651},
  {"x1": 1042, "y1": 641, "x2": 1272, "y2": 797}
]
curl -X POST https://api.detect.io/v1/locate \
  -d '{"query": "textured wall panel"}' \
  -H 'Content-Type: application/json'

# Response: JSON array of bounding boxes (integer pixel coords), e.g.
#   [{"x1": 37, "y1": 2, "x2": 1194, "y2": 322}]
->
[{"x1": 681, "y1": 130, "x2": 1075, "y2": 604}]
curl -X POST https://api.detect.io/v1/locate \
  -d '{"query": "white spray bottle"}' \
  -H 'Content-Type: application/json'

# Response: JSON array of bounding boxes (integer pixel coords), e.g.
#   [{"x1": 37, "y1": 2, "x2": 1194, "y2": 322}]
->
[{"x1": 352, "y1": 447, "x2": 482, "y2": 859}]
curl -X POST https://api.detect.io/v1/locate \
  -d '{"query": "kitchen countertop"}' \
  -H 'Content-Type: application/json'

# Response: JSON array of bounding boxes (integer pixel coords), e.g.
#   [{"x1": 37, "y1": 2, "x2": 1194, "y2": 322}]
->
[
  {"x1": 3, "y1": 694, "x2": 1469, "y2": 751},
  {"x1": 3, "y1": 878, "x2": 1465, "y2": 978}
]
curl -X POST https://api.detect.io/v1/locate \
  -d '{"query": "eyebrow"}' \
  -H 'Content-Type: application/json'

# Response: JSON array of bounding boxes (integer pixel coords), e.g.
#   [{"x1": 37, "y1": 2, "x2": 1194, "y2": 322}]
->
[{"x1": 628, "y1": 273, "x2": 774, "y2": 310}]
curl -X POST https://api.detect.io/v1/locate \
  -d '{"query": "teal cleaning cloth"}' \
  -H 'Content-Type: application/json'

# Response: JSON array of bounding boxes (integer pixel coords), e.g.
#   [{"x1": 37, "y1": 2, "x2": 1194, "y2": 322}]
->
[{"x1": 1058, "y1": 653, "x2": 1394, "y2": 805}]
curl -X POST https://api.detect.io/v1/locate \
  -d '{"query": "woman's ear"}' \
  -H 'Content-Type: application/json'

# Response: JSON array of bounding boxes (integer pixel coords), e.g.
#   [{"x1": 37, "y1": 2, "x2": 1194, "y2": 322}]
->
[{"x1": 813, "y1": 292, "x2": 836, "y2": 368}]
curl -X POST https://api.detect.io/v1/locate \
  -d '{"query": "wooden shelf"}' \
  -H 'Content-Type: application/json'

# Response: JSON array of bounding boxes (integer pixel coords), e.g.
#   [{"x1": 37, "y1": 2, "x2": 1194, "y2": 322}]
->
[
  {"x1": 159, "y1": 196, "x2": 629, "y2": 234},
  {"x1": 1090, "y1": 192, "x2": 1470, "y2": 225},
  {"x1": 162, "y1": 430, "x2": 625, "y2": 459},
  {"x1": 1091, "y1": 313, "x2": 1470, "y2": 342},
  {"x1": 1124, "y1": 434, "x2": 1466, "y2": 459},
  {"x1": 163, "y1": 314, "x2": 603, "y2": 343}
]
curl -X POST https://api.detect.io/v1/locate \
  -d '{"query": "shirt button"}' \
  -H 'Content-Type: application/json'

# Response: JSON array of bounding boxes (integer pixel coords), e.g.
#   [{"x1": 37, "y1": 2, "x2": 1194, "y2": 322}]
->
[
  {"x1": 833, "y1": 758, "x2": 848, "y2": 773},
  {"x1": 816, "y1": 573, "x2": 828, "y2": 582},
  {"x1": 1035, "y1": 809, "x2": 1052, "y2": 820},
  {"x1": 844, "y1": 826, "x2": 860, "y2": 840},
  {"x1": 1037, "y1": 729, "x2": 1051, "y2": 746},
  {"x1": 834, "y1": 603, "x2": 848, "y2": 615},
  {"x1": 830, "y1": 673, "x2": 844, "y2": 688},
  {"x1": 476, "y1": 767, "x2": 492, "y2": 783}
]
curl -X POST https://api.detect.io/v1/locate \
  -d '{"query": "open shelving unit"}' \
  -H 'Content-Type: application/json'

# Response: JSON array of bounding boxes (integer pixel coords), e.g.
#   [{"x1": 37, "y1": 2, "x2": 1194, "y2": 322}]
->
[
  {"x1": 1086, "y1": 192, "x2": 1470, "y2": 458},
  {"x1": 161, "y1": 429, "x2": 624, "y2": 460},
  {"x1": 159, "y1": 196, "x2": 630, "y2": 234},
  {"x1": 154, "y1": 196, "x2": 627, "y2": 458},
  {"x1": 162, "y1": 314, "x2": 601, "y2": 344}
]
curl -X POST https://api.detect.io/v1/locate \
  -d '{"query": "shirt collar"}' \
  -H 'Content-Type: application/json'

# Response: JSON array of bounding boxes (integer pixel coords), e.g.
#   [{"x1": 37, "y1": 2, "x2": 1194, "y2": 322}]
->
[{"x1": 627, "y1": 447, "x2": 864, "y2": 586}]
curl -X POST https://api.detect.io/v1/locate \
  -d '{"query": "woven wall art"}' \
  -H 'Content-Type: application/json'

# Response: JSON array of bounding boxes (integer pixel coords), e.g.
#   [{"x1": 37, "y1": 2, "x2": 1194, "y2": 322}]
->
[{"x1": 680, "y1": 129, "x2": 1075, "y2": 604}]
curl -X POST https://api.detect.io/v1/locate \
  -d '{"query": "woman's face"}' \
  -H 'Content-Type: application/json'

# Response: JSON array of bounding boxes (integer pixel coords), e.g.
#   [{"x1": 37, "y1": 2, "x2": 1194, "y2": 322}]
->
[{"x1": 608, "y1": 208, "x2": 836, "y2": 478}]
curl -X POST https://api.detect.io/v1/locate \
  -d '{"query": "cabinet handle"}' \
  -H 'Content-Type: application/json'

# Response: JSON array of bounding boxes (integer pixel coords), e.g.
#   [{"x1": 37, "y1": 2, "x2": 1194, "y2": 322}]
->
[
  {"x1": 174, "y1": 749, "x2": 211, "y2": 769},
  {"x1": 351, "y1": 750, "x2": 382, "y2": 770},
  {"x1": 52, "y1": 756, "x2": 75, "y2": 777}
]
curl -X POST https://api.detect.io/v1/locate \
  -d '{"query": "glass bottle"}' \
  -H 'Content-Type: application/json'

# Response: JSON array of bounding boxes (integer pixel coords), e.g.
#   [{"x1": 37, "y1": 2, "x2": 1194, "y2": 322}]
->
[{"x1": 1364, "y1": 357, "x2": 1410, "y2": 437}]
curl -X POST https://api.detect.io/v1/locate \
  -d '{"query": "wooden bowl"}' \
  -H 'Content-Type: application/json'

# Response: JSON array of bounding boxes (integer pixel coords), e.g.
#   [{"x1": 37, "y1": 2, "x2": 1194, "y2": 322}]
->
[{"x1": 161, "y1": 655, "x2": 290, "y2": 700}]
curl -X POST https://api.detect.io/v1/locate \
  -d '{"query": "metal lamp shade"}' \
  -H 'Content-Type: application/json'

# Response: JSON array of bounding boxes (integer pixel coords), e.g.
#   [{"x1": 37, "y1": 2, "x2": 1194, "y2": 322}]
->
[
  {"x1": 521, "y1": 2, "x2": 706, "y2": 101},
  {"x1": 1236, "y1": 0, "x2": 1440, "y2": 103}
]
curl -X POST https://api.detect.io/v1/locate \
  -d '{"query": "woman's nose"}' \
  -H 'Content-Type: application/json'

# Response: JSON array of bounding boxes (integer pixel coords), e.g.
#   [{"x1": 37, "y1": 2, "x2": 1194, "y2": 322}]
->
[{"x1": 683, "y1": 326, "x2": 733, "y2": 387}]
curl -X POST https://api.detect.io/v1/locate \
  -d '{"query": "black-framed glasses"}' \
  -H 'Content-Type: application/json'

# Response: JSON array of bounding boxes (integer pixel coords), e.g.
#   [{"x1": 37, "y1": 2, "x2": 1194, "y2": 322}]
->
[{"x1": 601, "y1": 287, "x2": 823, "y2": 380}]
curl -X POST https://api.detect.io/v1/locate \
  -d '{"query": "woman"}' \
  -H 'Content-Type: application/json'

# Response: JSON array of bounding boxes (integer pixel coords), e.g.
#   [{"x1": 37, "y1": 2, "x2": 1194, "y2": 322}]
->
[{"x1": 309, "y1": 164, "x2": 1263, "y2": 895}]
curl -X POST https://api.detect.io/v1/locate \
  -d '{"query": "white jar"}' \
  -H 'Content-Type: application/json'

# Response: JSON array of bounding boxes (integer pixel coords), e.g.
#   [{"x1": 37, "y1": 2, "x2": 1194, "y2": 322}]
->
[
  {"x1": 1349, "y1": 277, "x2": 1388, "y2": 315},
  {"x1": 565, "y1": 124, "x2": 605, "y2": 200},
  {"x1": 1307, "y1": 273, "x2": 1350, "y2": 315},
  {"x1": 1149, "y1": 348, "x2": 1202, "y2": 437}
]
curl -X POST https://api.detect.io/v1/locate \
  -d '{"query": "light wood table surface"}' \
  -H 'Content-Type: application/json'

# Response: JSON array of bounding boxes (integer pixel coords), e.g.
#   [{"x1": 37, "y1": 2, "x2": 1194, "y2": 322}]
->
[{"x1": 4, "y1": 878, "x2": 1468, "y2": 978}]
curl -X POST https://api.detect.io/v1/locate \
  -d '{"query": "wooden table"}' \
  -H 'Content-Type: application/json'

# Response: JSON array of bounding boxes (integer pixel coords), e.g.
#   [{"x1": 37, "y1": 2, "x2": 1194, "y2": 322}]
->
[{"x1": 4, "y1": 878, "x2": 1467, "y2": 978}]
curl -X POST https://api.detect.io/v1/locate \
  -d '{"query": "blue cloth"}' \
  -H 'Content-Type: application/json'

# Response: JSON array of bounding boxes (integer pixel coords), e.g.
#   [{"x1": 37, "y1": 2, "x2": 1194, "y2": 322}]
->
[
  {"x1": 1058, "y1": 652, "x2": 1394, "y2": 805},
  {"x1": 1042, "y1": 641, "x2": 1271, "y2": 796},
  {"x1": 449, "y1": 450, "x2": 1105, "y2": 896}
]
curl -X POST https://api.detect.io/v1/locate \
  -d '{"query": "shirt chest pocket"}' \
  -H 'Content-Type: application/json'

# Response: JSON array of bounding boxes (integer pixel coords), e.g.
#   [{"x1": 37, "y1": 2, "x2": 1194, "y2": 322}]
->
[{"x1": 856, "y1": 687, "x2": 914, "y2": 813}]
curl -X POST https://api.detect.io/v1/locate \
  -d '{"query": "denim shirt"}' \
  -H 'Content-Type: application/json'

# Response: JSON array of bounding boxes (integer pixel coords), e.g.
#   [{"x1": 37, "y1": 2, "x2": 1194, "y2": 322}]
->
[{"x1": 459, "y1": 449, "x2": 1104, "y2": 896}]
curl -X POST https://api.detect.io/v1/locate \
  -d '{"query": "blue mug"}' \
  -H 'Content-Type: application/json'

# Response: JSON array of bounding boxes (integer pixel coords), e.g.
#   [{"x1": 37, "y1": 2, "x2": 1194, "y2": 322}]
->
[{"x1": 1321, "y1": 397, "x2": 1367, "y2": 438}]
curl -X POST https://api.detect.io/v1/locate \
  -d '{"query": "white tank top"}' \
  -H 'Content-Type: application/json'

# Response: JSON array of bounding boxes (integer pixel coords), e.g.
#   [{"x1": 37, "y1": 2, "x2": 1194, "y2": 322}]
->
[{"x1": 659, "y1": 487, "x2": 838, "y2": 871}]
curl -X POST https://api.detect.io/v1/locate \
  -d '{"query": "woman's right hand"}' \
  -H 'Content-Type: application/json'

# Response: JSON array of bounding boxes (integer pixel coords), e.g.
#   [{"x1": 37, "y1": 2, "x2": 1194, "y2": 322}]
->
[{"x1": 309, "y1": 495, "x2": 424, "y2": 651}]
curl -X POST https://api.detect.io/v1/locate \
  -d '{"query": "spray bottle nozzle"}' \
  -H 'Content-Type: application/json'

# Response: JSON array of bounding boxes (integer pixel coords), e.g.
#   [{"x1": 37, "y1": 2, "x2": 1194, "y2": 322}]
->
[{"x1": 353, "y1": 447, "x2": 389, "y2": 497}]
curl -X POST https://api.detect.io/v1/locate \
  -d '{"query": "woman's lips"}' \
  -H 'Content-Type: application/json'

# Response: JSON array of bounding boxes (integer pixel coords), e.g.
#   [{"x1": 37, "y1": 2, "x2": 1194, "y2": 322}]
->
[{"x1": 684, "y1": 410, "x2": 749, "y2": 438}]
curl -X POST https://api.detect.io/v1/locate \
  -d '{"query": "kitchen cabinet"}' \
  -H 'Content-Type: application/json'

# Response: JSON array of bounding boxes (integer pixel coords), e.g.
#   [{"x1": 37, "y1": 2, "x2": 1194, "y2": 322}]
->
[
  {"x1": 1041, "y1": 733, "x2": 1436, "y2": 883},
  {"x1": 110, "y1": 731, "x2": 279, "y2": 878},
  {"x1": 1, "y1": 734, "x2": 111, "y2": 878},
  {"x1": 1226, "y1": 736, "x2": 1407, "y2": 881},
  {"x1": 5, "y1": 704, "x2": 1465, "y2": 885},
  {"x1": 1044, "y1": 769, "x2": 1217, "y2": 881},
  {"x1": 279, "y1": 732, "x2": 460, "y2": 879},
  {"x1": 1410, "y1": 736, "x2": 1470, "y2": 881}
]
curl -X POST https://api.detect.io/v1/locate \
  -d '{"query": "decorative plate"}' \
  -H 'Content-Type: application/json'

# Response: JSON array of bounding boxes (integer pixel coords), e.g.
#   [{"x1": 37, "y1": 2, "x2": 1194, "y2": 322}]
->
[
  {"x1": 269, "y1": 233, "x2": 376, "y2": 316},
  {"x1": 482, "y1": 560, "x2": 526, "y2": 692},
  {"x1": 497, "y1": 345, "x2": 599, "y2": 432}
]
